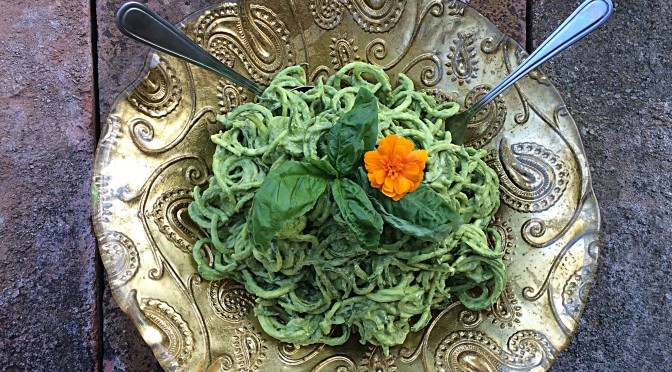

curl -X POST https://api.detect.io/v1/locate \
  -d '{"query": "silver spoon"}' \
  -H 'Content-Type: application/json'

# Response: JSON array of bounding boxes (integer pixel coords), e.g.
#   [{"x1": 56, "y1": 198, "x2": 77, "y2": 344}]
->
[
  {"x1": 446, "y1": 0, "x2": 613, "y2": 145},
  {"x1": 115, "y1": 2, "x2": 267, "y2": 96}
]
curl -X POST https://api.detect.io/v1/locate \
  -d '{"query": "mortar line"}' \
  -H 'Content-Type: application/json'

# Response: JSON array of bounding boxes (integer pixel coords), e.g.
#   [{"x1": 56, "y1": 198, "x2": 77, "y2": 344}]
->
[{"x1": 89, "y1": 0, "x2": 104, "y2": 370}]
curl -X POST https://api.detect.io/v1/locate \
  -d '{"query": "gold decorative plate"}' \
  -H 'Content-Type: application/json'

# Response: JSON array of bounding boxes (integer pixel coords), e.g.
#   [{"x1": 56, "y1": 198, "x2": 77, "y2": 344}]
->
[{"x1": 92, "y1": 0, "x2": 600, "y2": 370}]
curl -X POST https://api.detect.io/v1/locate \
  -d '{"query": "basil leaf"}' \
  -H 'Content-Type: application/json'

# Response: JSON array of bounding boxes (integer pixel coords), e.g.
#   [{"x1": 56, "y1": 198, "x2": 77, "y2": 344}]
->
[
  {"x1": 446, "y1": 117, "x2": 467, "y2": 146},
  {"x1": 308, "y1": 158, "x2": 338, "y2": 178},
  {"x1": 369, "y1": 183, "x2": 464, "y2": 242},
  {"x1": 332, "y1": 178, "x2": 383, "y2": 249},
  {"x1": 327, "y1": 87, "x2": 379, "y2": 176},
  {"x1": 249, "y1": 161, "x2": 328, "y2": 247}
]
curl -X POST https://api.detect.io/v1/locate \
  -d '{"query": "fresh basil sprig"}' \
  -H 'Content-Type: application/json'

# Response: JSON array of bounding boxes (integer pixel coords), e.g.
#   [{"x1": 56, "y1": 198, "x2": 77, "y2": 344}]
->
[
  {"x1": 332, "y1": 178, "x2": 383, "y2": 249},
  {"x1": 249, "y1": 88, "x2": 380, "y2": 249},
  {"x1": 249, "y1": 161, "x2": 328, "y2": 248},
  {"x1": 327, "y1": 88, "x2": 379, "y2": 177},
  {"x1": 249, "y1": 86, "x2": 462, "y2": 250}
]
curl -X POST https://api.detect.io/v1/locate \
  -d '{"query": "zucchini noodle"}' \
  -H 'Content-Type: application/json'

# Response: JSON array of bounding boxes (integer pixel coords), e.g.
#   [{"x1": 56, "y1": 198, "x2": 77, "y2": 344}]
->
[{"x1": 189, "y1": 62, "x2": 504, "y2": 353}]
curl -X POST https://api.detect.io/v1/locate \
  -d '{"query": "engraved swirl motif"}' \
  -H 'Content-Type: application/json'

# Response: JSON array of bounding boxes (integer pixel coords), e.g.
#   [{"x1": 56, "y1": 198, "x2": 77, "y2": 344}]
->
[
  {"x1": 401, "y1": 53, "x2": 443, "y2": 87},
  {"x1": 195, "y1": 3, "x2": 294, "y2": 84},
  {"x1": 486, "y1": 138, "x2": 569, "y2": 212},
  {"x1": 99, "y1": 231, "x2": 139, "y2": 290},
  {"x1": 464, "y1": 84, "x2": 507, "y2": 149},
  {"x1": 232, "y1": 323, "x2": 268, "y2": 371},
  {"x1": 485, "y1": 284, "x2": 522, "y2": 329},
  {"x1": 149, "y1": 188, "x2": 203, "y2": 254},
  {"x1": 217, "y1": 81, "x2": 247, "y2": 115},
  {"x1": 141, "y1": 298, "x2": 195, "y2": 370},
  {"x1": 208, "y1": 279, "x2": 256, "y2": 322},
  {"x1": 330, "y1": 37, "x2": 361, "y2": 69},
  {"x1": 446, "y1": 32, "x2": 478, "y2": 85},
  {"x1": 207, "y1": 354, "x2": 235, "y2": 371},
  {"x1": 310, "y1": 0, "x2": 406, "y2": 33},
  {"x1": 278, "y1": 343, "x2": 325, "y2": 366},
  {"x1": 127, "y1": 55, "x2": 182, "y2": 117},
  {"x1": 434, "y1": 331, "x2": 556, "y2": 371},
  {"x1": 358, "y1": 346, "x2": 397, "y2": 371}
]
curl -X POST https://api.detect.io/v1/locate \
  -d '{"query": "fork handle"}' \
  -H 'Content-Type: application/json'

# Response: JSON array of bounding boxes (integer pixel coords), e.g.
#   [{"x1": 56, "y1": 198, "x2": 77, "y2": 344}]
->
[
  {"x1": 467, "y1": 0, "x2": 613, "y2": 115},
  {"x1": 115, "y1": 2, "x2": 265, "y2": 96}
]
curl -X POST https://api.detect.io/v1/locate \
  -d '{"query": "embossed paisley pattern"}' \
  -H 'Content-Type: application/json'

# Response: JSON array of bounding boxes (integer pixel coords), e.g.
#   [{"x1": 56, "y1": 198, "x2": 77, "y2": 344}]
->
[
  {"x1": 311, "y1": 0, "x2": 406, "y2": 33},
  {"x1": 563, "y1": 253, "x2": 596, "y2": 320},
  {"x1": 359, "y1": 346, "x2": 397, "y2": 371},
  {"x1": 486, "y1": 283, "x2": 523, "y2": 328},
  {"x1": 464, "y1": 84, "x2": 507, "y2": 149},
  {"x1": 208, "y1": 279, "x2": 255, "y2": 322},
  {"x1": 195, "y1": 3, "x2": 294, "y2": 84},
  {"x1": 217, "y1": 81, "x2": 247, "y2": 115},
  {"x1": 487, "y1": 138, "x2": 569, "y2": 212},
  {"x1": 99, "y1": 231, "x2": 139, "y2": 289},
  {"x1": 488, "y1": 217, "x2": 515, "y2": 261},
  {"x1": 150, "y1": 188, "x2": 203, "y2": 254},
  {"x1": 232, "y1": 323, "x2": 268, "y2": 371},
  {"x1": 141, "y1": 299, "x2": 195, "y2": 370},
  {"x1": 435, "y1": 331, "x2": 556, "y2": 371},
  {"x1": 446, "y1": 32, "x2": 478, "y2": 85},
  {"x1": 330, "y1": 37, "x2": 361, "y2": 69},
  {"x1": 127, "y1": 55, "x2": 182, "y2": 117}
]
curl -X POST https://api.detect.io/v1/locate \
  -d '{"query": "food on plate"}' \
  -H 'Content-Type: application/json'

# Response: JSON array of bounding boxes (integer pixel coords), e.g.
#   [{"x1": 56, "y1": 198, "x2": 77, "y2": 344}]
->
[{"x1": 188, "y1": 62, "x2": 504, "y2": 353}]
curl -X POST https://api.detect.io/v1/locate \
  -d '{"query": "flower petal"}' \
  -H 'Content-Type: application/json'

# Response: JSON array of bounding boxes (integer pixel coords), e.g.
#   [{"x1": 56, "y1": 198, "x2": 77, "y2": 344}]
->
[
  {"x1": 365, "y1": 150, "x2": 386, "y2": 168},
  {"x1": 384, "y1": 175, "x2": 395, "y2": 192},
  {"x1": 368, "y1": 170, "x2": 386, "y2": 187},
  {"x1": 376, "y1": 135, "x2": 398, "y2": 157},
  {"x1": 402, "y1": 169, "x2": 423, "y2": 185},
  {"x1": 392, "y1": 136, "x2": 414, "y2": 158},
  {"x1": 394, "y1": 176, "x2": 412, "y2": 195},
  {"x1": 404, "y1": 150, "x2": 428, "y2": 166}
]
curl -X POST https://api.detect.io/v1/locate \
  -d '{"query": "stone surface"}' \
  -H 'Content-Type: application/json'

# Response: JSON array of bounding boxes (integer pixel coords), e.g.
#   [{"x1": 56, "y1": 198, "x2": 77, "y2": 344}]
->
[
  {"x1": 529, "y1": 0, "x2": 672, "y2": 370},
  {"x1": 470, "y1": 0, "x2": 527, "y2": 46},
  {"x1": 0, "y1": 0, "x2": 99, "y2": 370}
]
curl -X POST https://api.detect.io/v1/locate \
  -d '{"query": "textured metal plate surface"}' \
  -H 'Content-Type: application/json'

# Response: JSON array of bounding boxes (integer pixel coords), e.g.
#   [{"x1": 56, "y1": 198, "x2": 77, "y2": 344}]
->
[{"x1": 92, "y1": 0, "x2": 600, "y2": 370}]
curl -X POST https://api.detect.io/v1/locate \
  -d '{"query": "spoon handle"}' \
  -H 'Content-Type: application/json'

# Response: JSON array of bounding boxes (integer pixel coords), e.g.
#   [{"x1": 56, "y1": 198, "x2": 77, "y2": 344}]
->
[
  {"x1": 468, "y1": 0, "x2": 613, "y2": 115},
  {"x1": 115, "y1": 2, "x2": 265, "y2": 96}
]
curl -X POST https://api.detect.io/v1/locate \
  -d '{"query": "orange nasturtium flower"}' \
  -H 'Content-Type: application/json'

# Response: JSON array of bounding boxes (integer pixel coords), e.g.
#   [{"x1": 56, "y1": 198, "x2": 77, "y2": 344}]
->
[{"x1": 364, "y1": 135, "x2": 428, "y2": 201}]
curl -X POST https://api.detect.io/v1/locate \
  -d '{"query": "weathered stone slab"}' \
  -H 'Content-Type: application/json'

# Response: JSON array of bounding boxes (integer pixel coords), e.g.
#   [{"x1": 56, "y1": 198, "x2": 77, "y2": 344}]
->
[
  {"x1": 0, "y1": 0, "x2": 98, "y2": 370},
  {"x1": 530, "y1": 0, "x2": 672, "y2": 370},
  {"x1": 470, "y1": 0, "x2": 526, "y2": 46}
]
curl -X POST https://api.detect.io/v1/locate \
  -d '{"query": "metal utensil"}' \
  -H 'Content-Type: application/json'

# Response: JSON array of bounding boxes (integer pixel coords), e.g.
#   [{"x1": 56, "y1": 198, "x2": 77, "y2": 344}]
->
[
  {"x1": 446, "y1": 0, "x2": 613, "y2": 145},
  {"x1": 115, "y1": 2, "x2": 266, "y2": 96}
]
